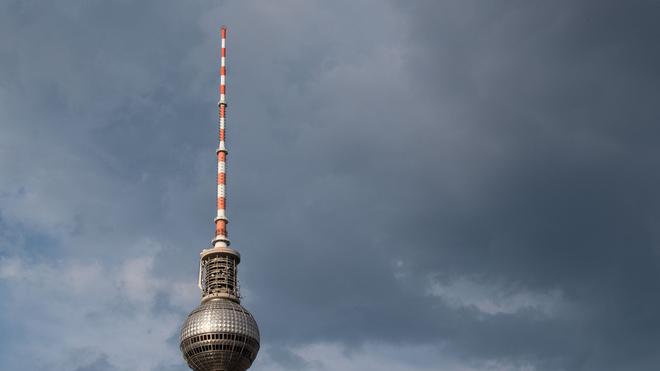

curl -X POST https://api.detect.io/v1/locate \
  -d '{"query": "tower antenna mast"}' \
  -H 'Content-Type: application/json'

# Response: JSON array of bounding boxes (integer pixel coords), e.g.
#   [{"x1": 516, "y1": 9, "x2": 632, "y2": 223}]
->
[{"x1": 214, "y1": 25, "x2": 229, "y2": 247}]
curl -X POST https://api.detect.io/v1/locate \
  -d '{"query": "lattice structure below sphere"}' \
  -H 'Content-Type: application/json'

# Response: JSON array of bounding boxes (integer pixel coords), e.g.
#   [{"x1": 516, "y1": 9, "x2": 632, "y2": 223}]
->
[{"x1": 180, "y1": 299, "x2": 260, "y2": 371}]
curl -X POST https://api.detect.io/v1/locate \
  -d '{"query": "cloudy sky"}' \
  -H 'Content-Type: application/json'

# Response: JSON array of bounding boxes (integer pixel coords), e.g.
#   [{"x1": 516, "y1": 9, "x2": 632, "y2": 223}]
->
[{"x1": 2, "y1": 1, "x2": 660, "y2": 370}]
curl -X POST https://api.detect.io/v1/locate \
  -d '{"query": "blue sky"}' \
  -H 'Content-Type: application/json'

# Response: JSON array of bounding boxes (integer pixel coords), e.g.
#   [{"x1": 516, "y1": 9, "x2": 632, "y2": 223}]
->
[{"x1": 2, "y1": 1, "x2": 660, "y2": 370}]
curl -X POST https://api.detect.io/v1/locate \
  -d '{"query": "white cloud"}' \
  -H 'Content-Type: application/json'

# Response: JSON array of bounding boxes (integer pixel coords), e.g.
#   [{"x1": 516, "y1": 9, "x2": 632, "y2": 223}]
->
[
  {"x1": 0, "y1": 250, "x2": 195, "y2": 371},
  {"x1": 252, "y1": 342, "x2": 538, "y2": 371},
  {"x1": 427, "y1": 277, "x2": 565, "y2": 316},
  {"x1": 0, "y1": 256, "x2": 23, "y2": 279}
]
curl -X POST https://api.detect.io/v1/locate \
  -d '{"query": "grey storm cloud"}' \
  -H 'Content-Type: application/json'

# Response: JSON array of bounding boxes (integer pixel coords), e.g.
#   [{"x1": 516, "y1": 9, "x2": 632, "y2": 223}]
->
[
  {"x1": 74, "y1": 356, "x2": 117, "y2": 371},
  {"x1": 1, "y1": 0, "x2": 660, "y2": 370}
]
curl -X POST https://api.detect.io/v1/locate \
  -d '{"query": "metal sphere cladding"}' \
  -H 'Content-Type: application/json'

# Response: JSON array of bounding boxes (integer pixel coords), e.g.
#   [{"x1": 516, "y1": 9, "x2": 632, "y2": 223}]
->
[{"x1": 180, "y1": 299, "x2": 260, "y2": 371}]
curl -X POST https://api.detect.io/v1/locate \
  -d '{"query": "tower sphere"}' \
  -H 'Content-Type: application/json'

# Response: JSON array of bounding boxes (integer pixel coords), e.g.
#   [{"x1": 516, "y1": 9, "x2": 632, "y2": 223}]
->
[{"x1": 180, "y1": 299, "x2": 260, "y2": 371}]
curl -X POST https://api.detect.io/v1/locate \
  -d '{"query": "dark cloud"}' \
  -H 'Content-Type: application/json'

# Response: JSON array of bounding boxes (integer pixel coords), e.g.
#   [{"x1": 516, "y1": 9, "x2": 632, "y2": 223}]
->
[
  {"x1": 1, "y1": 0, "x2": 660, "y2": 370},
  {"x1": 74, "y1": 355, "x2": 116, "y2": 371},
  {"x1": 265, "y1": 346, "x2": 323, "y2": 370},
  {"x1": 241, "y1": 1, "x2": 660, "y2": 369}
]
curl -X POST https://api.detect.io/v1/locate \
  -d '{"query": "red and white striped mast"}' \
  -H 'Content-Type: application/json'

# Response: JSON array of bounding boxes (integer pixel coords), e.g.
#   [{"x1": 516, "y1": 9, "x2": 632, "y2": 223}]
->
[
  {"x1": 196, "y1": 26, "x2": 242, "y2": 302},
  {"x1": 214, "y1": 25, "x2": 229, "y2": 248}
]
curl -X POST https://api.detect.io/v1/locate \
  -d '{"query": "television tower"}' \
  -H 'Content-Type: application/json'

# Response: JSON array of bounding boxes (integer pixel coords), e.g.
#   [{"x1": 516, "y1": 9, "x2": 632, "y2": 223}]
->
[{"x1": 179, "y1": 26, "x2": 260, "y2": 371}]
